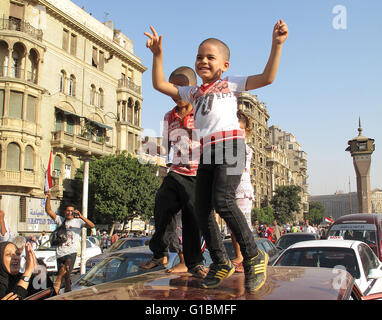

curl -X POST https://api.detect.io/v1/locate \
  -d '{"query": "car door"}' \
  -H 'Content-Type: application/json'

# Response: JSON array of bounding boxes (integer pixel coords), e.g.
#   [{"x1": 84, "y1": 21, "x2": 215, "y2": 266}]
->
[{"x1": 358, "y1": 243, "x2": 382, "y2": 295}]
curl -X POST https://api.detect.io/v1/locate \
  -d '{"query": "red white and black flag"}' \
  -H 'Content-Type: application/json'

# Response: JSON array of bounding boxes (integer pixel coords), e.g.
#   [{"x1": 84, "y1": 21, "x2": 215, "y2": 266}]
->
[{"x1": 44, "y1": 150, "x2": 53, "y2": 192}]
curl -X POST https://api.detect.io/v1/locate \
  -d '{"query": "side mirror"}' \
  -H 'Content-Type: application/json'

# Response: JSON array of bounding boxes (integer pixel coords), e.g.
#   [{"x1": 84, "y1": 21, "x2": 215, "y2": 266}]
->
[{"x1": 368, "y1": 268, "x2": 382, "y2": 280}]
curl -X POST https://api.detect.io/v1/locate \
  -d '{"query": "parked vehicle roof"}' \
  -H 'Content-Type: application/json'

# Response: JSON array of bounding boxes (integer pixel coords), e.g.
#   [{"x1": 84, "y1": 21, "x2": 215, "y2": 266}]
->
[{"x1": 49, "y1": 266, "x2": 355, "y2": 300}]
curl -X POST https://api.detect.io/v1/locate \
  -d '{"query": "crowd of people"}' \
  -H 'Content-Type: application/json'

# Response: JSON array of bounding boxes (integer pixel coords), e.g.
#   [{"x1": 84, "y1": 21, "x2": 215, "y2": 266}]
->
[{"x1": 253, "y1": 218, "x2": 332, "y2": 243}]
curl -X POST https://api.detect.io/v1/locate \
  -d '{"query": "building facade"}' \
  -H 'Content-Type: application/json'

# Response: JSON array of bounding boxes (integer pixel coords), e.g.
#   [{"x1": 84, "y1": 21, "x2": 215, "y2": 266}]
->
[
  {"x1": 237, "y1": 93, "x2": 309, "y2": 221},
  {"x1": 0, "y1": 0, "x2": 146, "y2": 234}
]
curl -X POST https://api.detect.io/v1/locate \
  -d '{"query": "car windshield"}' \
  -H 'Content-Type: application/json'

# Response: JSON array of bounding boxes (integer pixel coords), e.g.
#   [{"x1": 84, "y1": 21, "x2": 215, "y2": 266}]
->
[
  {"x1": 275, "y1": 247, "x2": 360, "y2": 279},
  {"x1": 328, "y1": 226, "x2": 377, "y2": 246},
  {"x1": 105, "y1": 239, "x2": 148, "y2": 253},
  {"x1": 77, "y1": 252, "x2": 156, "y2": 287},
  {"x1": 276, "y1": 235, "x2": 316, "y2": 250}
]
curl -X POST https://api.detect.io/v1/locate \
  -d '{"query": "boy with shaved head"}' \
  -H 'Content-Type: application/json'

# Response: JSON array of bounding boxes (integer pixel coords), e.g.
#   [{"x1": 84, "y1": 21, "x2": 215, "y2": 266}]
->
[
  {"x1": 141, "y1": 66, "x2": 207, "y2": 278},
  {"x1": 144, "y1": 20, "x2": 288, "y2": 292}
]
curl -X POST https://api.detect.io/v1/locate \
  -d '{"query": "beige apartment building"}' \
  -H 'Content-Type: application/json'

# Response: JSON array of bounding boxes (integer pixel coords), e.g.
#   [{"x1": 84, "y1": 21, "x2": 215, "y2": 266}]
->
[
  {"x1": 237, "y1": 93, "x2": 308, "y2": 221},
  {"x1": 0, "y1": 0, "x2": 146, "y2": 234}
]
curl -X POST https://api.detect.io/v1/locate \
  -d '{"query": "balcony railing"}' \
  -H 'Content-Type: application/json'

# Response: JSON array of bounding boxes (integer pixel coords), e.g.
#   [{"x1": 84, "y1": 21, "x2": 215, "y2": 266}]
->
[
  {"x1": 0, "y1": 66, "x2": 38, "y2": 84},
  {"x1": 0, "y1": 18, "x2": 43, "y2": 41},
  {"x1": 118, "y1": 77, "x2": 142, "y2": 95},
  {"x1": 51, "y1": 130, "x2": 113, "y2": 156}
]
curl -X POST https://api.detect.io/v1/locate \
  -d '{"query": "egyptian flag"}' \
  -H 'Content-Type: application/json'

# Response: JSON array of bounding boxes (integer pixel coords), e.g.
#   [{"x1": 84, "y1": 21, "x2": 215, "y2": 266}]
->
[{"x1": 44, "y1": 151, "x2": 53, "y2": 192}]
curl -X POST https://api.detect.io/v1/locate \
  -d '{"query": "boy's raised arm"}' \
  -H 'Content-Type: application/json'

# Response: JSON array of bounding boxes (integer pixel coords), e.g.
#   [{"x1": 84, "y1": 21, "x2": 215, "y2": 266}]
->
[
  {"x1": 144, "y1": 26, "x2": 181, "y2": 100},
  {"x1": 246, "y1": 19, "x2": 288, "y2": 91}
]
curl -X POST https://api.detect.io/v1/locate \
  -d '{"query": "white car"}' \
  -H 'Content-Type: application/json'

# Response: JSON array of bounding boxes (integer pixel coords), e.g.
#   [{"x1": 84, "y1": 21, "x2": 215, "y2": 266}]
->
[
  {"x1": 35, "y1": 238, "x2": 102, "y2": 273},
  {"x1": 272, "y1": 239, "x2": 382, "y2": 296}
]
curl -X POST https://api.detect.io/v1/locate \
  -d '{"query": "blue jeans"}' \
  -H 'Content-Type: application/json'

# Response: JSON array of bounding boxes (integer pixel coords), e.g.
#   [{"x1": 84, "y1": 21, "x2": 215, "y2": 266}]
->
[{"x1": 195, "y1": 139, "x2": 258, "y2": 264}]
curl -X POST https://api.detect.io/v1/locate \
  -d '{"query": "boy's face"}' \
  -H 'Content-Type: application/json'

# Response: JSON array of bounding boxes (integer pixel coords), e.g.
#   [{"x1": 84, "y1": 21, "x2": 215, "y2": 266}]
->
[
  {"x1": 169, "y1": 75, "x2": 191, "y2": 107},
  {"x1": 195, "y1": 42, "x2": 229, "y2": 84}
]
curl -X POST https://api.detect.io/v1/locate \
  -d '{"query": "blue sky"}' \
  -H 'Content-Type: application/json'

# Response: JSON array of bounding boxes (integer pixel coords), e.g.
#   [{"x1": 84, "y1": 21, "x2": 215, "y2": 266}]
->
[{"x1": 72, "y1": 0, "x2": 382, "y2": 196}]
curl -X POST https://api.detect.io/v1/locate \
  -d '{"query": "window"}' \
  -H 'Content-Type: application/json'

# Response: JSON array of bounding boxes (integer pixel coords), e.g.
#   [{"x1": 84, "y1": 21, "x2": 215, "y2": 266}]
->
[
  {"x1": 90, "y1": 85, "x2": 96, "y2": 105},
  {"x1": 53, "y1": 155, "x2": 61, "y2": 177},
  {"x1": 66, "y1": 116, "x2": 74, "y2": 134},
  {"x1": 99, "y1": 51, "x2": 104, "y2": 71},
  {"x1": 358, "y1": 243, "x2": 379, "y2": 278},
  {"x1": 24, "y1": 145, "x2": 34, "y2": 172},
  {"x1": 128, "y1": 132, "x2": 134, "y2": 153},
  {"x1": 26, "y1": 95, "x2": 37, "y2": 122},
  {"x1": 65, "y1": 158, "x2": 72, "y2": 179},
  {"x1": 6, "y1": 143, "x2": 20, "y2": 171},
  {"x1": 55, "y1": 112, "x2": 64, "y2": 131},
  {"x1": 92, "y1": 47, "x2": 98, "y2": 68},
  {"x1": 9, "y1": 91, "x2": 23, "y2": 119},
  {"x1": 0, "y1": 89, "x2": 4, "y2": 117},
  {"x1": 59, "y1": 70, "x2": 66, "y2": 93},
  {"x1": 19, "y1": 196, "x2": 26, "y2": 223},
  {"x1": 127, "y1": 99, "x2": 133, "y2": 123},
  {"x1": 62, "y1": 29, "x2": 69, "y2": 51},
  {"x1": 70, "y1": 33, "x2": 77, "y2": 55},
  {"x1": 98, "y1": 88, "x2": 104, "y2": 108},
  {"x1": 68, "y1": 75, "x2": 76, "y2": 96}
]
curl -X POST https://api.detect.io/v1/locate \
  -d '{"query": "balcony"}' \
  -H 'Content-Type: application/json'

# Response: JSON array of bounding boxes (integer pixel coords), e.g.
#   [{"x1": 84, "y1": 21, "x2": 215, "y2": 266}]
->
[
  {"x1": 0, "y1": 66, "x2": 38, "y2": 84},
  {"x1": 118, "y1": 77, "x2": 142, "y2": 95},
  {"x1": 51, "y1": 130, "x2": 114, "y2": 157},
  {"x1": 0, "y1": 169, "x2": 40, "y2": 189},
  {"x1": 0, "y1": 18, "x2": 43, "y2": 41}
]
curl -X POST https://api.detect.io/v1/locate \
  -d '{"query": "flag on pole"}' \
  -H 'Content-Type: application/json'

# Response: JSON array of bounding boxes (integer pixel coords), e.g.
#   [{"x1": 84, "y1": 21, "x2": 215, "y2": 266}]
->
[
  {"x1": 324, "y1": 217, "x2": 334, "y2": 224},
  {"x1": 44, "y1": 151, "x2": 53, "y2": 192}
]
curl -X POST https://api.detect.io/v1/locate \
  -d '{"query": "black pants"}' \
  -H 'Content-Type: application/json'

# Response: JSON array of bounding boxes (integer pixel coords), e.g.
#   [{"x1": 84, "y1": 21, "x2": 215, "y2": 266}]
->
[
  {"x1": 149, "y1": 171, "x2": 203, "y2": 269},
  {"x1": 56, "y1": 252, "x2": 77, "y2": 274},
  {"x1": 195, "y1": 139, "x2": 258, "y2": 265}
]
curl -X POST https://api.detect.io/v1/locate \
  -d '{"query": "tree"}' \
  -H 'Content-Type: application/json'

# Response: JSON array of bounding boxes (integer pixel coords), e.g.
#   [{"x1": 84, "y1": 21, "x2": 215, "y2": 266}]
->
[
  {"x1": 73, "y1": 152, "x2": 160, "y2": 228},
  {"x1": 305, "y1": 201, "x2": 325, "y2": 225},
  {"x1": 270, "y1": 185, "x2": 302, "y2": 224},
  {"x1": 252, "y1": 206, "x2": 274, "y2": 225}
]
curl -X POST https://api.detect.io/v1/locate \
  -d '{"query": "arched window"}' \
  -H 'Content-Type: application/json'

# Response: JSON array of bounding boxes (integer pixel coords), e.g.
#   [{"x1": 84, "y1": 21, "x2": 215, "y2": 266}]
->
[
  {"x1": 53, "y1": 155, "x2": 61, "y2": 177},
  {"x1": 59, "y1": 70, "x2": 66, "y2": 93},
  {"x1": 6, "y1": 143, "x2": 20, "y2": 171},
  {"x1": 0, "y1": 41, "x2": 9, "y2": 77},
  {"x1": 68, "y1": 74, "x2": 76, "y2": 96},
  {"x1": 134, "y1": 101, "x2": 140, "y2": 126},
  {"x1": 98, "y1": 88, "x2": 104, "y2": 108},
  {"x1": 127, "y1": 98, "x2": 133, "y2": 123},
  {"x1": 12, "y1": 43, "x2": 24, "y2": 78},
  {"x1": 65, "y1": 157, "x2": 72, "y2": 179},
  {"x1": 90, "y1": 84, "x2": 96, "y2": 105},
  {"x1": 24, "y1": 145, "x2": 34, "y2": 172},
  {"x1": 28, "y1": 49, "x2": 38, "y2": 84}
]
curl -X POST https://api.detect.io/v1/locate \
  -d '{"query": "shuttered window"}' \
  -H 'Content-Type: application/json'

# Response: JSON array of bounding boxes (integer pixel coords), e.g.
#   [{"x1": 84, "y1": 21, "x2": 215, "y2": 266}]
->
[
  {"x1": 0, "y1": 89, "x2": 4, "y2": 117},
  {"x1": 9, "y1": 2, "x2": 24, "y2": 20},
  {"x1": 62, "y1": 29, "x2": 69, "y2": 51},
  {"x1": 26, "y1": 95, "x2": 36, "y2": 122},
  {"x1": 6, "y1": 143, "x2": 20, "y2": 171},
  {"x1": 9, "y1": 91, "x2": 23, "y2": 119},
  {"x1": 24, "y1": 145, "x2": 34, "y2": 171}
]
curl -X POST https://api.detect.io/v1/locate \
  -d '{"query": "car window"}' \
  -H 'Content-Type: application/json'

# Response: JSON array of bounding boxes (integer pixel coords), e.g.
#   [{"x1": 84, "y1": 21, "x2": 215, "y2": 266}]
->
[
  {"x1": 276, "y1": 235, "x2": 316, "y2": 250},
  {"x1": 358, "y1": 243, "x2": 380, "y2": 277},
  {"x1": 261, "y1": 240, "x2": 274, "y2": 256},
  {"x1": 275, "y1": 247, "x2": 360, "y2": 279}
]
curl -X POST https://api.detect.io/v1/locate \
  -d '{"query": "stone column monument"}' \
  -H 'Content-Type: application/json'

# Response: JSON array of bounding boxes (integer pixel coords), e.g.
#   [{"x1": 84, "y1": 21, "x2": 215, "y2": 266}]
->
[{"x1": 346, "y1": 119, "x2": 375, "y2": 213}]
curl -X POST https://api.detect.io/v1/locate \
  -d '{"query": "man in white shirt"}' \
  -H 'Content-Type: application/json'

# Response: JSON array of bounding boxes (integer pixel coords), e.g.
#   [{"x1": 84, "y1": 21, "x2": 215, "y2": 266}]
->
[
  {"x1": 303, "y1": 220, "x2": 315, "y2": 233},
  {"x1": 45, "y1": 191, "x2": 95, "y2": 274}
]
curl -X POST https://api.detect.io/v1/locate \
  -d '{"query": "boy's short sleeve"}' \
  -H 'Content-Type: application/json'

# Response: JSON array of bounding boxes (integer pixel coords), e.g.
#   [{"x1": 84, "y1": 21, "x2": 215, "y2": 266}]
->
[{"x1": 227, "y1": 76, "x2": 248, "y2": 93}]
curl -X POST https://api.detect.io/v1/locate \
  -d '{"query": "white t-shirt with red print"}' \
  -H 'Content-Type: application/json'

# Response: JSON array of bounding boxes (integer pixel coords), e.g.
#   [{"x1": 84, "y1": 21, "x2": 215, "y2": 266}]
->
[
  {"x1": 54, "y1": 215, "x2": 85, "y2": 258},
  {"x1": 178, "y1": 76, "x2": 248, "y2": 149}
]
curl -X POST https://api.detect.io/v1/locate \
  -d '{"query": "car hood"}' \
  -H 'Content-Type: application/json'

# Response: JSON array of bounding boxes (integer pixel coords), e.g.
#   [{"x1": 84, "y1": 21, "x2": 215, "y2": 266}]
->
[{"x1": 48, "y1": 266, "x2": 354, "y2": 300}]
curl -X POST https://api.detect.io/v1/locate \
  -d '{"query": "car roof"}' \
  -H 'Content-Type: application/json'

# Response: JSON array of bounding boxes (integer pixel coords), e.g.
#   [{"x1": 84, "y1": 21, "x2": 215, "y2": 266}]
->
[
  {"x1": 279, "y1": 232, "x2": 318, "y2": 237},
  {"x1": 285, "y1": 239, "x2": 362, "y2": 249},
  {"x1": 49, "y1": 266, "x2": 355, "y2": 300},
  {"x1": 333, "y1": 213, "x2": 382, "y2": 224}
]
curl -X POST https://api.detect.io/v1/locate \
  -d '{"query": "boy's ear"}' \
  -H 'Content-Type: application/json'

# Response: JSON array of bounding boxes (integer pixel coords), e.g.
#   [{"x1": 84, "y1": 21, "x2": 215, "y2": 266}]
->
[{"x1": 223, "y1": 61, "x2": 230, "y2": 72}]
